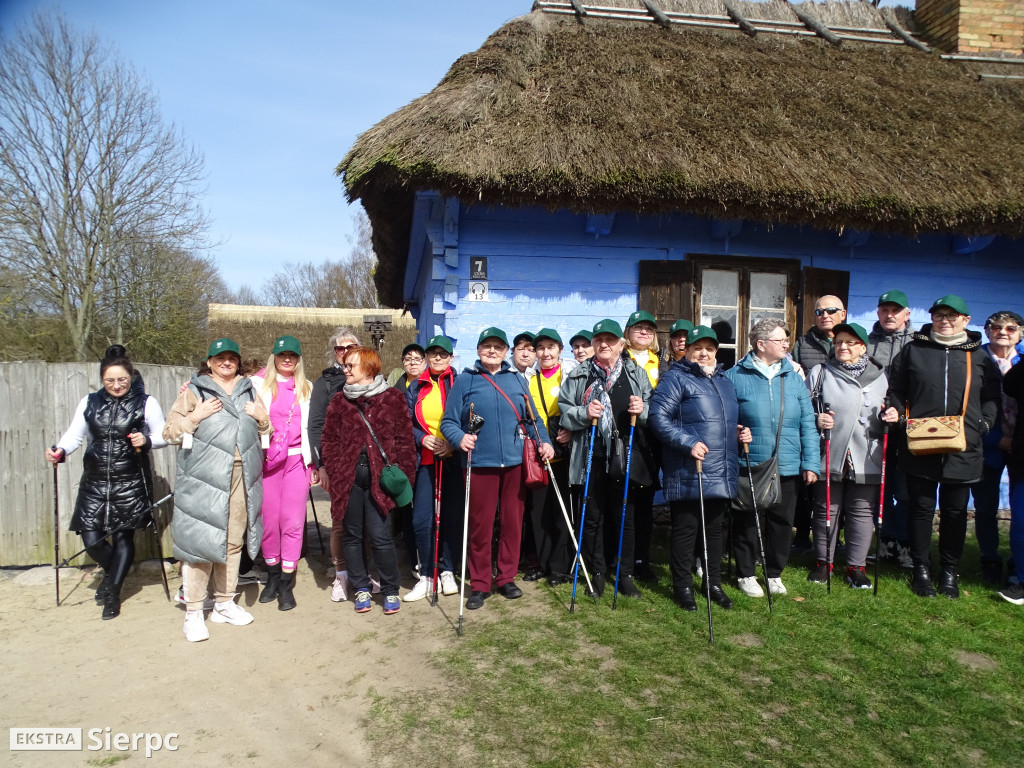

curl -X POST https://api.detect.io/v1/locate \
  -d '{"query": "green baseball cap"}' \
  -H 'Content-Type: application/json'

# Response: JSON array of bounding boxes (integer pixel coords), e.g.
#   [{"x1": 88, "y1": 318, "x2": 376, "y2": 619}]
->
[
  {"x1": 832, "y1": 322, "x2": 869, "y2": 346},
  {"x1": 877, "y1": 290, "x2": 908, "y2": 309},
  {"x1": 273, "y1": 335, "x2": 302, "y2": 356},
  {"x1": 534, "y1": 327, "x2": 563, "y2": 346},
  {"x1": 512, "y1": 331, "x2": 535, "y2": 348},
  {"x1": 687, "y1": 326, "x2": 719, "y2": 346},
  {"x1": 425, "y1": 335, "x2": 453, "y2": 355},
  {"x1": 207, "y1": 337, "x2": 241, "y2": 359},
  {"x1": 592, "y1": 319, "x2": 624, "y2": 339},
  {"x1": 670, "y1": 319, "x2": 695, "y2": 336},
  {"x1": 569, "y1": 330, "x2": 593, "y2": 345},
  {"x1": 477, "y1": 327, "x2": 510, "y2": 347},
  {"x1": 626, "y1": 310, "x2": 656, "y2": 327},
  {"x1": 929, "y1": 294, "x2": 970, "y2": 316}
]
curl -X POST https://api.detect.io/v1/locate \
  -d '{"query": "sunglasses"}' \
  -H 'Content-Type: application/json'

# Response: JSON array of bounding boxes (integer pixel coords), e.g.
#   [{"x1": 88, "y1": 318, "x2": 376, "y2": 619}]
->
[
  {"x1": 814, "y1": 307, "x2": 842, "y2": 317},
  {"x1": 335, "y1": 344, "x2": 356, "y2": 353}
]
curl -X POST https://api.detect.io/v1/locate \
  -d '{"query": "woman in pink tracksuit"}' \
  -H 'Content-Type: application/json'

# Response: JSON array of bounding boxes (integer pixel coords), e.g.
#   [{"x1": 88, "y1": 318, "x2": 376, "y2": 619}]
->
[{"x1": 250, "y1": 335, "x2": 315, "y2": 611}]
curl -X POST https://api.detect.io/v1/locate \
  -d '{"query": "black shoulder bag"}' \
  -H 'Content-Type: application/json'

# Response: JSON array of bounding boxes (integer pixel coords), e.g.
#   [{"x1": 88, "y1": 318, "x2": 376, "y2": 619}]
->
[{"x1": 733, "y1": 376, "x2": 784, "y2": 512}]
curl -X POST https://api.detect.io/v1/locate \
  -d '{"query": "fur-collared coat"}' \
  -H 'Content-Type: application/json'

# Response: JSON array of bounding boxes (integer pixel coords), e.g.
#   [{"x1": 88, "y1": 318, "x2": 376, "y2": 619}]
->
[{"x1": 322, "y1": 387, "x2": 417, "y2": 520}]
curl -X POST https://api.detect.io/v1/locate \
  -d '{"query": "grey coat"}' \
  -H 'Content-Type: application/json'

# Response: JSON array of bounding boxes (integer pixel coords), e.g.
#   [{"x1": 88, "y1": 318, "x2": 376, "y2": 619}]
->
[
  {"x1": 867, "y1": 322, "x2": 915, "y2": 377},
  {"x1": 806, "y1": 358, "x2": 888, "y2": 484},
  {"x1": 170, "y1": 375, "x2": 264, "y2": 563},
  {"x1": 558, "y1": 355, "x2": 652, "y2": 485}
]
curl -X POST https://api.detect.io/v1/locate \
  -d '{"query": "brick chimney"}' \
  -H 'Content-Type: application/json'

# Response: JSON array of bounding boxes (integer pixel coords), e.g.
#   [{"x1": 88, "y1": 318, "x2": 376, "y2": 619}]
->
[{"x1": 915, "y1": 0, "x2": 1024, "y2": 54}]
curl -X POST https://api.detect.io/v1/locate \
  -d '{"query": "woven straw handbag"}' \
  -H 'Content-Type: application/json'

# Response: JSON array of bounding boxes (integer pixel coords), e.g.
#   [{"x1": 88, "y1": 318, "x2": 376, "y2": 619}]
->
[{"x1": 905, "y1": 354, "x2": 970, "y2": 456}]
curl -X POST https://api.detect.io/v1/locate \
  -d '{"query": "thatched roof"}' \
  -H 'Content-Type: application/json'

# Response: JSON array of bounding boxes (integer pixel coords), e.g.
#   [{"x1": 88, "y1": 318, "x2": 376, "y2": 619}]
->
[{"x1": 337, "y1": 0, "x2": 1024, "y2": 307}]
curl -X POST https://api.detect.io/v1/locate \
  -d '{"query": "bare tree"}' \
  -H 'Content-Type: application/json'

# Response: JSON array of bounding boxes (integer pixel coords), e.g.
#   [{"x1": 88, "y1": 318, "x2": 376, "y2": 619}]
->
[
  {"x1": 0, "y1": 12, "x2": 209, "y2": 360},
  {"x1": 345, "y1": 208, "x2": 379, "y2": 308}
]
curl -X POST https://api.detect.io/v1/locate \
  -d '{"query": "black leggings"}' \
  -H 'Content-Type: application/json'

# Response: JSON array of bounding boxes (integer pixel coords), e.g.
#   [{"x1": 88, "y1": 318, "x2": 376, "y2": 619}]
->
[{"x1": 81, "y1": 530, "x2": 135, "y2": 587}]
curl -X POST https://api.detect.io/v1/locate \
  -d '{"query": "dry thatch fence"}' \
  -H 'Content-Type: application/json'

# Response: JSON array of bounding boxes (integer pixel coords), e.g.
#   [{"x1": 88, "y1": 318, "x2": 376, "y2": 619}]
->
[{"x1": 0, "y1": 362, "x2": 192, "y2": 567}]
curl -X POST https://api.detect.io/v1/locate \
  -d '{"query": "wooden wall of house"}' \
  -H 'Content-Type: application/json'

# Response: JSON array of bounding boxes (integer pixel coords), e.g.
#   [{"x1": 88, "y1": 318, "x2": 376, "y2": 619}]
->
[{"x1": 405, "y1": 192, "x2": 1022, "y2": 364}]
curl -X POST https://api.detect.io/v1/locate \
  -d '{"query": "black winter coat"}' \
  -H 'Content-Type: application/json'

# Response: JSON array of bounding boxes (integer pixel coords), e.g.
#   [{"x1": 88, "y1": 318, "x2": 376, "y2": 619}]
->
[
  {"x1": 71, "y1": 374, "x2": 153, "y2": 532},
  {"x1": 308, "y1": 364, "x2": 347, "y2": 468},
  {"x1": 886, "y1": 326, "x2": 1001, "y2": 483},
  {"x1": 1001, "y1": 359, "x2": 1024, "y2": 482}
]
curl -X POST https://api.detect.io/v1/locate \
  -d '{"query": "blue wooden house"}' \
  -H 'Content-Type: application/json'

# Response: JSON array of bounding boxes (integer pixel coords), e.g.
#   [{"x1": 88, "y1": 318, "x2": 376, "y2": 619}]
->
[{"x1": 338, "y1": 0, "x2": 1024, "y2": 368}]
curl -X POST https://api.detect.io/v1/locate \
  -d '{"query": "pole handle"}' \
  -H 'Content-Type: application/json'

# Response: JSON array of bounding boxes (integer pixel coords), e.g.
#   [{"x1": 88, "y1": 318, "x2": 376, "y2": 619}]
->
[
  {"x1": 591, "y1": 418, "x2": 598, "y2": 427},
  {"x1": 629, "y1": 413, "x2": 637, "y2": 427},
  {"x1": 696, "y1": 459, "x2": 703, "y2": 474},
  {"x1": 742, "y1": 443, "x2": 749, "y2": 455}
]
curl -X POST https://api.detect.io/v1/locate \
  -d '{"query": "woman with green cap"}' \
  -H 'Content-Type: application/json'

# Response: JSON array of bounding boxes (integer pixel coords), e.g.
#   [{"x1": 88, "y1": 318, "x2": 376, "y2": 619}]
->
[
  {"x1": 164, "y1": 338, "x2": 271, "y2": 642},
  {"x1": 805, "y1": 323, "x2": 898, "y2": 589},
  {"x1": 249, "y1": 335, "x2": 314, "y2": 610}
]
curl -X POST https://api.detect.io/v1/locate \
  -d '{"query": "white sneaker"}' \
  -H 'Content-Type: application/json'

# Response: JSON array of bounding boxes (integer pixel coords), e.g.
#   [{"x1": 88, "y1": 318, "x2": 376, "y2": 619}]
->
[
  {"x1": 440, "y1": 571, "x2": 458, "y2": 596},
  {"x1": 403, "y1": 575, "x2": 430, "y2": 602},
  {"x1": 331, "y1": 570, "x2": 348, "y2": 602},
  {"x1": 767, "y1": 577, "x2": 788, "y2": 595},
  {"x1": 737, "y1": 576, "x2": 764, "y2": 597},
  {"x1": 183, "y1": 610, "x2": 209, "y2": 642},
  {"x1": 210, "y1": 600, "x2": 254, "y2": 626}
]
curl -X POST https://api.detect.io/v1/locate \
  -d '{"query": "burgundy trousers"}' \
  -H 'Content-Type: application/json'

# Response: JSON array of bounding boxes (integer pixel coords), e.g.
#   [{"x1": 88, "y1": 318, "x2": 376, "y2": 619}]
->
[{"x1": 467, "y1": 464, "x2": 525, "y2": 592}]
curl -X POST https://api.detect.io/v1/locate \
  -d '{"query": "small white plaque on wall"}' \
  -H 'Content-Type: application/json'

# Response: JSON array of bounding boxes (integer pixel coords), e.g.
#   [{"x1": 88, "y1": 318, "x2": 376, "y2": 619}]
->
[{"x1": 467, "y1": 281, "x2": 489, "y2": 302}]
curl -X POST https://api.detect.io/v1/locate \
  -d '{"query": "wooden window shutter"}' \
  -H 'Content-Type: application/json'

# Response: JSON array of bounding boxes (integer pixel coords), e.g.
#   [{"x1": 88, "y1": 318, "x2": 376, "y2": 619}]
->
[{"x1": 639, "y1": 260, "x2": 695, "y2": 352}]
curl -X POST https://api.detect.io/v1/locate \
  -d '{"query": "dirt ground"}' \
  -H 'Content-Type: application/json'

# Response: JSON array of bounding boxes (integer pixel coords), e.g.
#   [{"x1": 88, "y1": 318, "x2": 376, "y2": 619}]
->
[{"x1": 0, "y1": 503, "x2": 471, "y2": 767}]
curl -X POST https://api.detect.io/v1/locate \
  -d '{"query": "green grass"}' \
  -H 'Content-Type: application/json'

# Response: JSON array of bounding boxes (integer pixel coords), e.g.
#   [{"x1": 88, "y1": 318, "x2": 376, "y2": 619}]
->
[{"x1": 366, "y1": 544, "x2": 1024, "y2": 768}]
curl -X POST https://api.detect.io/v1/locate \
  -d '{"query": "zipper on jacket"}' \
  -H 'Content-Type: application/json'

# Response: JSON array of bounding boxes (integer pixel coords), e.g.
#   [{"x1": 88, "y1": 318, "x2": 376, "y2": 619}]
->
[{"x1": 944, "y1": 348, "x2": 949, "y2": 414}]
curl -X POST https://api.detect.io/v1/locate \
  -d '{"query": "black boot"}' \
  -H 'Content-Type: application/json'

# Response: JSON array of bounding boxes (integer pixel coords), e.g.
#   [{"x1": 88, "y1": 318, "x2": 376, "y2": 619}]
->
[
  {"x1": 911, "y1": 562, "x2": 936, "y2": 598},
  {"x1": 94, "y1": 573, "x2": 113, "y2": 605},
  {"x1": 101, "y1": 583, "x2": 121, "y2": 620},
  {"x1": 259, "y1": 564, "x2": 281, "y2": 604},
  {"x1": 616, "y1": 574, "x2": 642, "y2": 599},
  {"x1": 585, "y1": 573, "x2": 605, "y2": 599},
  {"x1": 937, "y1": 567, "x2": 960, "y2": 599},
  {"x1": 277, "y1": 570, "x2": 297, "y2": 611}
]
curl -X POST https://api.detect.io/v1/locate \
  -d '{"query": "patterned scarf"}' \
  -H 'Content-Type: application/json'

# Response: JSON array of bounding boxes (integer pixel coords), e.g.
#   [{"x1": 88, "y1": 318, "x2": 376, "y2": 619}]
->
[
  {"x1": 583, "y1": 355, "x2": 625, "y2": 445},
  {"x1": 344, "y1": 374, "x2": 388, "y2": 401},
  {"x1": 837, "y1": 357, "x2": 869, "y2": 379}
]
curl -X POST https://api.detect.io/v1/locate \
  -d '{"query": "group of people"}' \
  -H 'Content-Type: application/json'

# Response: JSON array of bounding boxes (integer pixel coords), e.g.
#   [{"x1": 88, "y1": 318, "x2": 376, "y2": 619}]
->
[{"x1": 47, "y1": 288, "x2": 1024, "y2": 639}]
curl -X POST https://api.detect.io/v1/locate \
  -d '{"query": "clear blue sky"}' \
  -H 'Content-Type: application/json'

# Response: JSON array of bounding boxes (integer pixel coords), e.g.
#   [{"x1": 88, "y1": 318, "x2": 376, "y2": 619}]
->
[{"x1": 0, "y1": 0, "x2": 531, "y2": 294}]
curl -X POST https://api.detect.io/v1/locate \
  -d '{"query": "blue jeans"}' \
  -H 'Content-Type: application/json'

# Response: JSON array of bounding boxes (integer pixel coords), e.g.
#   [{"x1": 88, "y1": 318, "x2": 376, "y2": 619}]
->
[
  {"x1": 970, "y1": 462, "x2": 1006, "y2": 563},
  {"x1": 1010, "y1": 480, "x2": 1024, "y2": 582}
]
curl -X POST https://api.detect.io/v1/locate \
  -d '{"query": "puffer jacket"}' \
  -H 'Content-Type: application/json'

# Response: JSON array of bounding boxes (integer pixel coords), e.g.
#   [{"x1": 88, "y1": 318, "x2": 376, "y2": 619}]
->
[
  {"x1": 867, "y1": 322, "x2": 915, "y2": 377},
  {"x1": 167, "y1": 374, "x2": 265, "y2": 563},
  {"x1": 887, "y1": 325, "x2": 1001, "y2": 483},
  {"x1": 793, "y1": 327, "x2": 833, "y2": 371},
  {"x1": 558, "y1": 355, "x2": 652, "y2": 485},
  {"x1": 70, "y1": 374, "x2": 152, "y2": 532},
  {"x1": 724, "y1": 354, "x2": 820, "y2": 477},
  {"x1": 308, "y1": 364, "x2": 346, "y2": 468},
  {"x1": 440, "y1": 360, "x2": 551, "y2": 469},
  {"x1": 322, "y1": 386, "x2": 417, "y2": 519},
  {"x1": 805, "y1": 358, "x2": 888, "y2": 484},
  {"x1": 649, "y1": 359, "x2": 739, "y2": 501}
]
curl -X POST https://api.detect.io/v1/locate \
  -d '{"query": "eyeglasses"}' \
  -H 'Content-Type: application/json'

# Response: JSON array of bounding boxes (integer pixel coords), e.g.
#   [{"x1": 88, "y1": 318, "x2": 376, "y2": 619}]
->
[
  {"x1": 631, "y1": 326, "x2": 655, "y2": 335},
  {"x1": 834, "y1": 340, "x2": 864, "y2": 348},
  {"x1": 814, "y1": 307, "x2": 842, "y2": 317},
  {"x1": 403, "y1": 356, "x2": 425, "y2": 364},
  {"x1": 932, "y1": 312, "x2": 961, "y2": 322},
  {"x1": 989, "y1": 325, "x2": 1019, "y2": 333},
  {"x1": 340, "y1": 363, "x2": 354, "y2": 370},
  {"x1": 426, "y1": 350, "x2": 451, "y2": 358},
  {"x1": 102, "y1": 377, "x2": 130, "y2": 386},
  {"x1": 764, "y1": 337, "x2": 789, "y2": 346},
  {"x1": 335, "y1": 344, "x2": 356, "y2": 353}
]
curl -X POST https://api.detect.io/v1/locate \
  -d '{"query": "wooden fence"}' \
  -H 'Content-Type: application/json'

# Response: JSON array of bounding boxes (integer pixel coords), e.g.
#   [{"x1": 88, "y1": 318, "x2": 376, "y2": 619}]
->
[{"x1": 0, "y1": 362, "x2": 193, "y2": 567}]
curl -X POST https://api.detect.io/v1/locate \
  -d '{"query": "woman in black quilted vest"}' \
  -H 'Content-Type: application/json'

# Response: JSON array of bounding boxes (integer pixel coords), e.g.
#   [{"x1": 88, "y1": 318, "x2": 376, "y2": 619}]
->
[{"x1": 46, "y1": 346, "x2": 167, "y2": 620}]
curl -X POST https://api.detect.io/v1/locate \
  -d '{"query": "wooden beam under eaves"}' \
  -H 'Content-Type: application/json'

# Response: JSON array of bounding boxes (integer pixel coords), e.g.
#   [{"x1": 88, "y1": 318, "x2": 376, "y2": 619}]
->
[
  {"x1": 640, "y1": 0, "x2": 673, "y2": 30},
  {"x1": 880, "y1": 7, "x2": 930, "y2": 53},
  {"x1": 722, "y1": 0, "x2": 757, "y2": 37},
  {"x1": 788, "y1": 3, "x2": 842, "y2": 46}
]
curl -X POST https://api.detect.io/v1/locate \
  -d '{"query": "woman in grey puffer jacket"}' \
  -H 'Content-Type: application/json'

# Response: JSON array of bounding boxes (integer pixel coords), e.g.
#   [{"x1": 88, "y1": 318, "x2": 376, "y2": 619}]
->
[{"x1": 805, "y1": 323, "x2": 898, "y2": 589}]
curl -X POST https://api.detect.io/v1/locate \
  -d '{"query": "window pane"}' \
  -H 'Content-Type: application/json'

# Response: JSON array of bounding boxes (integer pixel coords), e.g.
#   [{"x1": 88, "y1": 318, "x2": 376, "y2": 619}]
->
[
  {"x1": 750, "y1": 272, "x2": 786, "y2": 310},
  {"x1": 700, "y1": 309, "x2": 737, "y2": 345},
  {"x1": 750, "y1": 309, "x2": 786, "y2": 328},
  {"x1": 702, "y1": 269, "x2": 738, "y2": 308}
]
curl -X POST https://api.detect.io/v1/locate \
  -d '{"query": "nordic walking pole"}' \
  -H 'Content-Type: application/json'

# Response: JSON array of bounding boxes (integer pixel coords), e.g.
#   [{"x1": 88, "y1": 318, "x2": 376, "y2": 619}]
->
[
  {"x1": 570, "y1": 418, "x2": 599, "y2": 612},
  {"x1": 134, "y1": 437, "x2": 171, "y2": 602},
  {"x1": 308, "y1": 488, "x2": 326, "y2": 554},
  {"x1": 696, "y1": 458, "x2": 714, "y2": 645},
  {"x1": 823, "y1": 402, "x2": 833, "y2": 595},
  {"x1": 612, "y1": 415, "x2": 636, "y2": 610},
  {"x1": 543, "y1": 458, "x2": 595, "y2": 594},
  {"x1": 430, "y1": 459, "x2": 443, "y2": 607},
  {"x1": 56, "y1": 494, "x2": 174, "y2": 569},
  {"x1": 874, "y1": 408, "x2": 890, "y2": 597},
  {"x1": 457, "y1": 405, "x2": 484, "y2": 637},
  {"x1": 743, "y1": 443, "x2": 773, "y2": 613},
  {"x1": 51, "y1": 446, "x2": 61, "y2": 607},
  {"x1": 522, "y1": 396, "x2": 596, "y2": 595}
]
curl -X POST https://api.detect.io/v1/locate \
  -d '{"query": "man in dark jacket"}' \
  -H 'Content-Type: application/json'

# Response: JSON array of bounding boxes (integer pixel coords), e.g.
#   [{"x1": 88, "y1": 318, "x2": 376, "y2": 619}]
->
[
  {"x1": 793, "y1": 295, "x2": 846, "y2": 371},
  {"x1": 867, "y1": 290, "x2": 915, "y2": 568},
  {"x1": 886, "y1": 295, "x2": 1002, "y2": 599}
]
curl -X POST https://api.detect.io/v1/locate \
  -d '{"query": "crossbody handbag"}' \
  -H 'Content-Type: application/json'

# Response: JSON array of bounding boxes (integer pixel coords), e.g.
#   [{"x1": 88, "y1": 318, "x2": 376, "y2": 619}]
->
[
  {"x1": 480, "y1": 373, "x2": 547, "y2": 488},
  {"x1": 733, "y1": 376, "x2": 784, "y2": 512},
  {"x1": 906, "y1": 353, "x2": 971, "y2": 455},
  {"x1": 353, "y1": 404, "x2": 414, "y2": 506}
]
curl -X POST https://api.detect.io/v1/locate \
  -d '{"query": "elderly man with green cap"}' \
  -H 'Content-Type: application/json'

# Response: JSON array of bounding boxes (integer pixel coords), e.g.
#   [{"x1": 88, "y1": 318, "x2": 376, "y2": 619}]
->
[
  {"x1": 884, "y1": 294, "x2": 1002, "y2": 599},
  {"x1": 867, "y1": 290, "x2": 915, "y2": 568},
  {"x1": 558, "y1": 319, "x2": 652, "y2": 599}
]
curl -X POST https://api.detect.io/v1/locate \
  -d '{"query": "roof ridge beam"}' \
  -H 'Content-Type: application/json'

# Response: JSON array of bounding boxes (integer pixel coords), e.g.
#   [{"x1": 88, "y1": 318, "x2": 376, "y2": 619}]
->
[
  {"x1": 787, "y1": 3, "x2": 842, "y2": 46},
  {"x1": 640, "y1": 0, "x2": 673, "y2": 30},
  {"x1": 722, "y1": 0, "x2": 757, "y2": 37}
]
